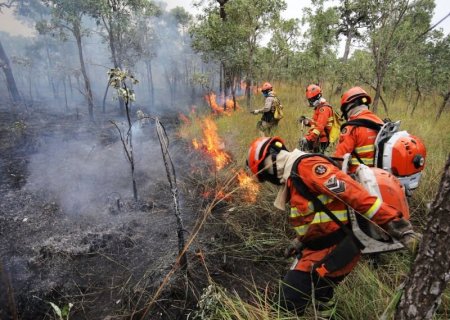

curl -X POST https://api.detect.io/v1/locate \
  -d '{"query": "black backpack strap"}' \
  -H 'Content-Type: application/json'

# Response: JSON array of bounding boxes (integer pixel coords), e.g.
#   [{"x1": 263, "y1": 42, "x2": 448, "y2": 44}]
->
[
  {"x1": 340, "y1": 119, "x2": 383, "y2": 165},
  {"x1": 290, "y1": 155, "x2": 365, "y2": 276},
  {"x1": 340, "y1": 119, "x2": 383, "y2": 132},
  {"x1": 290, "y1": 155, "x2": 358, "y2": 240}
]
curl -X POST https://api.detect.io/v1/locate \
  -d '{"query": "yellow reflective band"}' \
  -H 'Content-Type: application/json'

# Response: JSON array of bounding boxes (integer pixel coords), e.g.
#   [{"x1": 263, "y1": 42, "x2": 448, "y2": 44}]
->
[
  {"x1": 364, "y1": 197, "x2": 382, "y2": 219},
  {"x1": 355, "y1": 145, "x2": 375, "y2": 153},
  {"x1": 293, "y1": 210, "x2": 348, "y2": 236},
  {"x1": 313, "y1": 129, "x2": 320, "y2": 135},
  {"x1": 294, "y1": 224, "x2": 309, "y2": 236},
  {"x1": 311, "y1": 210, "x2": 348, "y2": 224},
  {"x1": 350, "y1": 157, "x2": 374, "y2": 165},
  {"x1": 291, "y1": 195, "x2": 334, "y2": 217},
  {"x1": 327, "y1": 117, "x2": 334, "y2": 121},
  {"x1": 289, "y1": 207, "x2": 300, "y2": 218}
]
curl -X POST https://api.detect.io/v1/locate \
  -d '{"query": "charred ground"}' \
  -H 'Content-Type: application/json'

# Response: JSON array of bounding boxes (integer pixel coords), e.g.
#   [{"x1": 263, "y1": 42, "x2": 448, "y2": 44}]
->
[{"x1": 0, "y1": 104, "x2": 283, "y2": 320}]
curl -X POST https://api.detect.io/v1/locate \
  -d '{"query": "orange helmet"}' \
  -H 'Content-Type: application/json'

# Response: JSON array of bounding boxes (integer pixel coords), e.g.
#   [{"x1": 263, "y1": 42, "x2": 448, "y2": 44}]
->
[
  {"x1": 306, "y1": 84, "x2": 322, "y2": 99},
  {"x1": 340, "y1": 87, "x2": 372, "y2": 118},
  {"x1": 306, "y1": 84, "x2": 322, "y2": 107},
  {"x1": 247, "y1": 136, "x2": 287, "y2": 184},
  {"x1": 261, "y1": 82, "x2": 273, "y2": 92}
]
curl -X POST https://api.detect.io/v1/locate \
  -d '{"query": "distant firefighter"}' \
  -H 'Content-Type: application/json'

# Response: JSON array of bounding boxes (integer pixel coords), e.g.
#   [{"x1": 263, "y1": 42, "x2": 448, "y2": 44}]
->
[
  {"x1": 251, "y1": 82, "x2": 283, "y2": 137},
  {"x1": 298, "y1": 84, "x2": 335, "y2": 153}
]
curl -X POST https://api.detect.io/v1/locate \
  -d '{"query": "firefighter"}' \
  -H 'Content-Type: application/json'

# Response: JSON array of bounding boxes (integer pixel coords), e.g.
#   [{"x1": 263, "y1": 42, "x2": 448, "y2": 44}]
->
[
  {"x1": 251, "y1": 82, "x2": 282, "y2": 137},
  {"x1": 299, "y1": 84, "x2": 334, "y2": 153},
  {"x1": 333, "y1": 86, "x2": 384, "y2": 173},
  {"x1": 246, "y1": 136, "x2": 420, "y2": 316}
]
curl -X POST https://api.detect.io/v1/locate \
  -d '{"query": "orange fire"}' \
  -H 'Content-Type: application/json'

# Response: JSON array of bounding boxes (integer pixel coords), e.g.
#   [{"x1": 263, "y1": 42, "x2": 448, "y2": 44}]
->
[
  {"x1": 178, "y1": 112, "x2": 191, "y2": 124},
  {"x1": 192, "y1": 117, "x2": 231, "y2": 170},
  {"x1": 205, "y1": 92, "x2": 240, "y2": 115},
  {"x1": 191, "y1": 116, "x2": 259, "y2": 203},
  {"x1": 237, "y1": 169, "x2": 259, "y2": 203}
]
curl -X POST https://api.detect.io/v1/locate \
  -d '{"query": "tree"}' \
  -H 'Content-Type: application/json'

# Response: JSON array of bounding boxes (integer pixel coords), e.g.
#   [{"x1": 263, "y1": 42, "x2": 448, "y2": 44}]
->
[
  {"x1": 108, "y1": 68, "x2": 139, "y2": 200},
  {"x1": 365, "y1": 0, "x2": 434, "y2": 113},
  {"x1": 0, "y1": 39, "x2": 21, "y2": 103},
  {"x1": 90, "y1": 0, "x2": 160, "y2": 113},
  {"x1": 334, "y1": 0, "x2": 371, "y2": 93},
  {"x1": 0, "y1": 1, "x2": 21, "y2": 103},
  {"x1": 431, "y1": 34, "x2": 450, "y2": 120},
  {"x1": 38, "y1": 0, "x2": 96, "y2": 120},
  {"x1": 191, "y1": 0, "x2": 286, "y2": 108},
  {"x1": 301, "y1": 0, "x2": 339, "y2": 85},
  {"x1": 262, "y1": 18, "x2": 300, "y2": 81},
  {"x1": 395, "y1": 154, "x2": 450, "y2": 319}
]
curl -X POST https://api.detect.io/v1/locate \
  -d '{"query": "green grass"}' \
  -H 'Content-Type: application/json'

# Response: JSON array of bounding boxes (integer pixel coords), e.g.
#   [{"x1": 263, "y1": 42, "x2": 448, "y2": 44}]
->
[{"x1": 179, "y1": 83, "x2": 450, "y2": 320}]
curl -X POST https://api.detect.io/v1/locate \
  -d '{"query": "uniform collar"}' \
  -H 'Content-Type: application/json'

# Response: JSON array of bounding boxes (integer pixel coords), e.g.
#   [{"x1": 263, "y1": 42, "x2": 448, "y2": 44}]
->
[{"x1": 273, "y1": 149, "x2": 306, "y2": 210}]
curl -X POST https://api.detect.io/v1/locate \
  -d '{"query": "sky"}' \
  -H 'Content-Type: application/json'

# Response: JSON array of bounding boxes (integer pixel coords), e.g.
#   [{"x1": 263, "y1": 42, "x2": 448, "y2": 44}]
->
[{"x1": 0, "y1": 0, "x2": 449, "y2": 38}]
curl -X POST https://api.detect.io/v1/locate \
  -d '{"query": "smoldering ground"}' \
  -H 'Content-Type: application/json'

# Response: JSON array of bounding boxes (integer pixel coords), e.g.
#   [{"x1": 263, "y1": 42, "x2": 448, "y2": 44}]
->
[
  {"x1": 0, "y1": 110, "x2": 201, "y2": 319},
  {"x1": 24, "y1": 122, "x2": 169, "y2": 217}
]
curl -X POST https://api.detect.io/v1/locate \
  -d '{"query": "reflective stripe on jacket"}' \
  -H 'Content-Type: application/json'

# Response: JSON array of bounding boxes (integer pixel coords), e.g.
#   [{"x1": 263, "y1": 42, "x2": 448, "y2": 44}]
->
[
  {"x1": 333, "y1": 109, "x2": 383, "y2": 173},
  {"x1": 287, "y1": 156, "x2": 401, "y2": 277},
  {"x1": 305, "y1": 103, "x2": 334, "y2": 143}
]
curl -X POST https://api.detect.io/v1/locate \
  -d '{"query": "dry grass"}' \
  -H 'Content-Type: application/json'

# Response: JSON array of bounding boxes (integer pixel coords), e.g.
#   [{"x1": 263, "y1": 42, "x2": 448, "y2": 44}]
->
[{"x1": 178, "y1": 83, "x2": 450, "y2": 320}]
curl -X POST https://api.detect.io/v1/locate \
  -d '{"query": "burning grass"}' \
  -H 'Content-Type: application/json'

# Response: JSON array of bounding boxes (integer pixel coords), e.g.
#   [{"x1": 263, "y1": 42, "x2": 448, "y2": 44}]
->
[{"x1": 177, "y1": 83, "x2": 450, "y2": 319}]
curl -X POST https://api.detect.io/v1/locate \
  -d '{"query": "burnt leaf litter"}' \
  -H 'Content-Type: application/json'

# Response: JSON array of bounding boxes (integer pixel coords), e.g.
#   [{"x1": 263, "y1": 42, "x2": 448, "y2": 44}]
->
[{"x1": 0, "y1": 105, "x2": 281, "y2": 319}]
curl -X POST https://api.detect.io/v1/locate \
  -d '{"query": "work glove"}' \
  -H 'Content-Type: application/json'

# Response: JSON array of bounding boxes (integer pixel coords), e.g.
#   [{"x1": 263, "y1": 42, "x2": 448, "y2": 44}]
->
[
  {"x1": 399, "y1": 231, "x2": 422, "y2": 253},
  {"x1": 251, "y1": 109, "x2": 260, "y2": 115},
  {"x1": 284, "y1": 238, "x2": 304, "y2": 258},
  {"x1": 385, "y1": 218, "x2": 422, "y2": 253},
  {"x1": 298, "y1": 116, "x2": 310, "y2": 126},
  {"x1": 298, "y1": 138, "x2": 313, "y2": 151}
]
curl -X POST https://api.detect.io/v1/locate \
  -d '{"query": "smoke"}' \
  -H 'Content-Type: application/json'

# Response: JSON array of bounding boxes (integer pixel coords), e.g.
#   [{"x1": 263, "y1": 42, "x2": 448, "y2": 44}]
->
[
  {"x1": 25, "y1": 124, "x2": 168, "y2": 216},
  {"x1": 4, "y1": 1, "x2": 212, "y2": 214}
]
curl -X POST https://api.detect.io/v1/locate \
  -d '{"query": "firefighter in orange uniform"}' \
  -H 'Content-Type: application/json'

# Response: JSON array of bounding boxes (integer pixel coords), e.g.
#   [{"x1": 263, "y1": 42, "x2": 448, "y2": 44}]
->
[
  {"x1": 299, "y1": 84, "x2": 334, "y2": 153},
  {"x1": 246, "y1": 136, "x2": 420, "y2": 316},
  {"x1": 333, "y1": 87, "x2": 384, "y2": 173}
]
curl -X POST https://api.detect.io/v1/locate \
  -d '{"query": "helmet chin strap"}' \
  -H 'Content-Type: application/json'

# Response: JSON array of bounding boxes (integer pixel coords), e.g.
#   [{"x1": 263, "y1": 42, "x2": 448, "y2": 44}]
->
[{"x1": 261, "y1": 152, "x2": 282, "y2": 185}]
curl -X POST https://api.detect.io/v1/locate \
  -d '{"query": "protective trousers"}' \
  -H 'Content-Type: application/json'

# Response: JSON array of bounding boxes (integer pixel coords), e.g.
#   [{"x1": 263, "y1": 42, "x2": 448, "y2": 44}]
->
[{"x1": 280, "y1": 270, "x2": 346, "y2": 316}]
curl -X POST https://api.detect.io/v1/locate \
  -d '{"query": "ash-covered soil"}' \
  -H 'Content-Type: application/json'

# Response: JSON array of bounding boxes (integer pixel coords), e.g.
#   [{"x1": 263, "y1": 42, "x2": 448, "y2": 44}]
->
[{"x1": 0, "y1": 106, "x2": 205, "y2": 319}]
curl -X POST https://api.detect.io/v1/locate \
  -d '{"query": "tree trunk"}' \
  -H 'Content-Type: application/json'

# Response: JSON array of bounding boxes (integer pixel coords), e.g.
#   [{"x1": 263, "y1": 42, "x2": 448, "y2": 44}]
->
[
  {"x1": 373, "y1": 73, "x2": 383, "y2": 114},
  {"x1": 411, "y1": 81, "x2": 421, "y2": 116},
  {"x1": 73, "y1": 23, "x2": 94, "y2": 121},
  {"x1": 0, "y1": 40, "x2": 21, "y2": 103},
  {"x1": 395, "y1": 155, "x2": 450, "y2": 319},
  {"x1": 435, "y1": 90, "x2": 450, "y2": 120},
  {"x1": 63, "y1": 77, "x2": 68, "y2": 111},
  {"x1": 335, "y1": 30, "x2": 354, "y2": 94},
  {"x1": 145, "y1": 60, "x2": 154, "y2": 109}
]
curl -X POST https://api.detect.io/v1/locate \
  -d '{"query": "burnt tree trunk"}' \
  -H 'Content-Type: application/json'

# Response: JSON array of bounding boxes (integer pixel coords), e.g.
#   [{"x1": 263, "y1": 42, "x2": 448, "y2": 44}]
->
[
  {"x1": 0, "y1": 40, "x2": 21, "y2": 103},
  {"x1": 395, "y1": 154, "x2": 450, "y2": 319},
  {"x1": 73, "y1": 22, "x2": 94, "y2": 121},
  {"x1": 145, "y1": 60, "x2": 154, "y2": 109}
]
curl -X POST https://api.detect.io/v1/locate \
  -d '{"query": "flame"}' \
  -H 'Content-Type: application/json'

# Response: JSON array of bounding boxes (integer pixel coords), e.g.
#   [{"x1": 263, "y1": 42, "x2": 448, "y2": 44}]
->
[
  {"x1": 189, "y1": 116, "x2": 259, "y2": 203},
  {"x1": 237, "y1": 169, "x2": 259, "y2": 203},
  {"x1": 178, "y1": 112, "x2": 191, "y2": 124},
  {"x1": 204, "y1": 92, "x2": 239, "y2": 115},
  {"x1": 192, "y1": 117, "x2": 231, "y2": 170}
]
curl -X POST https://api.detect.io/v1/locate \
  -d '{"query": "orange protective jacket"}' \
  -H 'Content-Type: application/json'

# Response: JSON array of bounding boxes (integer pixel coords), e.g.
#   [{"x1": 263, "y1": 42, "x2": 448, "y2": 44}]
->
[
  {"x1": 333, "y1": 110, "x2": 384, "y2": 173},
  {"x1": 304, "y1": 103, "x2": 334, "y2": 143},
  {"x1": 287, "y1": 156, "x2": 402, "y2": 277}
]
